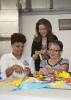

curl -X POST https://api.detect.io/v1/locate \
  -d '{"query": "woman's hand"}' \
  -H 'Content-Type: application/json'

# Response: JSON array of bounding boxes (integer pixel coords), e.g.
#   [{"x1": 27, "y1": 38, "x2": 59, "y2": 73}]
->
[
  {"x1": 39, "y1": 68, "x2": 49, "y2": 75},
  {"x1": 32, "y1": 51, "x2": 41, "y2": 60},
  {"x1": 32, "y1": 49, "x2": 47, "y2": 60},
  {"x1": 46, "y1": 67, "x2": 54, "y2": 73},
  {"x1": 39, "y1": 67, "x2": 54, "y2": 75},
  {"x1": 40, "y1": 49, "x2": 47, "y2": 55}
]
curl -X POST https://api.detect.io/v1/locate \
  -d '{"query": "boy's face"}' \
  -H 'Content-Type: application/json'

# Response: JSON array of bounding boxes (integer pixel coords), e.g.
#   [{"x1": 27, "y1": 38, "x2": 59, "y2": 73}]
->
[{"x1": 11, "y1": 42, "x2": 24, "y2": 57}]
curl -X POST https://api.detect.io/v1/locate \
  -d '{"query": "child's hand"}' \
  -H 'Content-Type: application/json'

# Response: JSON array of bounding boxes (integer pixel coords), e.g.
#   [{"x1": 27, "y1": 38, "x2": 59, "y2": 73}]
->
[
  {"x1": 24, "y1": 67, "x2": 33, "y2": 77},
  {"x1": 12, "y1": 65, "x2": 24, "y2": 73}
]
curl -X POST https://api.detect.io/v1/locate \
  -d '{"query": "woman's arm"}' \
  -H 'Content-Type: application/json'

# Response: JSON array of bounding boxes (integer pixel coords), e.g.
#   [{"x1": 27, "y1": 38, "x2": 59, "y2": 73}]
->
[
  {"x1": 31, "y1": 40, "x2": 41, "y2": 60},
  {"x1": 58, "y1": 58, "x2": 69, "y2": 72},
  {"x1": 39, "y1": 64, "x2": 69, "y2": 75},
  {"x1": 31, "y1": 40, "x2": 37, "y2": 56},
  {"x1": 59, "y1": 64, "x2": 69, "y2": 72}
]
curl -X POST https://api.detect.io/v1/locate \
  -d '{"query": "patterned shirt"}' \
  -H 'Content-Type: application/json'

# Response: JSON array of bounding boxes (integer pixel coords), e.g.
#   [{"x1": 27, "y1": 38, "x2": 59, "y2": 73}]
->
[{"x1": 40, "y1": 58, "x2": 69, "y2": 69}]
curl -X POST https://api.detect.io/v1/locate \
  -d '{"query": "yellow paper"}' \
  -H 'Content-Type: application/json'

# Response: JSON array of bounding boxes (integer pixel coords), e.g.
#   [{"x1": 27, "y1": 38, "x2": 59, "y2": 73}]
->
[
  {"x1": 58, "y1": 71, "x2": 70, "y2": 78},
  {"x1": 7, "y1": 78, "x2": 24, "y2": 87},
  {"x1": 49, "y1": 80, "x2": 64, "y2": 87},
  {"x1": 39, "y1": 54, "x2": 43, "y2": 60}
]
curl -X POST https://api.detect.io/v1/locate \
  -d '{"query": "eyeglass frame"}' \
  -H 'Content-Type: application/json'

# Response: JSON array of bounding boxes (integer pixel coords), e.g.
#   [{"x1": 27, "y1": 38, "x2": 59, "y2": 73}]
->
[{"x1": 48, "y1": 49, "x2": 60, "y2": 52}]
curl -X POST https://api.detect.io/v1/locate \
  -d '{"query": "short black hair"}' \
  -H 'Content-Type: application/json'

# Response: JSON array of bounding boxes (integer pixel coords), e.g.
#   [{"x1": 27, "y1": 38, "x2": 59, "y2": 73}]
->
[
  {"x1": 11, "y1": 33, "x2": 26, "y2": 44},
  {"x1": 48, "y1": 40, "x2": 63, "y2": 51},
  {"x1": 47, "y1": 34, "x2": 58, "y2": 43}
]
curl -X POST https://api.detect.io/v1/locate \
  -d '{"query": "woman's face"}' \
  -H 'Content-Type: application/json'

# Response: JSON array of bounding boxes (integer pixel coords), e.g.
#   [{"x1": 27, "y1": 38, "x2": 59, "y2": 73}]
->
[
  {"x1": 48, "y1": 43, "x2": 61, "y2": 59},
  {"x1": 12, "y1": 42, "x2": 24, "y2": 57},
  {"x1": 38, "y1": 24, "x2": 47, "y2": 37}
]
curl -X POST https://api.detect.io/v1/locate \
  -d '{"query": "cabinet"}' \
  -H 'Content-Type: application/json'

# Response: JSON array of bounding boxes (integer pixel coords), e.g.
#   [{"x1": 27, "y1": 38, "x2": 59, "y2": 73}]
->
[{"x1": 19, "y1": 0, "x2": 71, "y2": 14}]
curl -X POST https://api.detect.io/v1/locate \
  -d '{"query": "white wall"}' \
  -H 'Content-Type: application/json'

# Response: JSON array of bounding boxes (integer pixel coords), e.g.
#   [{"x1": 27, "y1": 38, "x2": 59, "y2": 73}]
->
[
  {"x1": 0, "y1": 41, "x2": 11, "y2": 57},
  {"x1": 20, "y1": 14, "x2": 71, "y2": 71},
  {"x1": 0, "y1": 0, "x2": 18, "y2": 57},
  {"x1": 0, "y1": 10, "x2": 18, "y2": 34},
  {"x1": 0, "y1": 0, "x2": 18, "y2": 34}
]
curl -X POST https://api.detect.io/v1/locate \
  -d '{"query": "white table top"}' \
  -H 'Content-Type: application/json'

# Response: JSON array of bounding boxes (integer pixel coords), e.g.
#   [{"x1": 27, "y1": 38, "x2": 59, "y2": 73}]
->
[{"x1": 0, "y1": 79, "x2": 71, "y2": 100}]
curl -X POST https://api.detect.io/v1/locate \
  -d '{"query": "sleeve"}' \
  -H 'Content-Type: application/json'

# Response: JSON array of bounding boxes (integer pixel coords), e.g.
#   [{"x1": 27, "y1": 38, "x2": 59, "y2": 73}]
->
[
  {"x1": 31, "y1": 40, "x2": 37, "y2": 56},
  {"x1": 28, "y1": 57, "x2": 35, "y2": 74},
  {"x1": 0, "y1": 60, "x2": 2, "y2": 79},
  {"x1": 60, "y1": 58, "x2": 69, "y2": 65},
  {"x1": 31, "y1": 39, "x2": 42, "y2": 56},
  {"x1": 31, "y1": 39, "x2": 41, "y2": 71},
  {"x1": 0, "y1": 54, "x2": 9, "y2": 79}
]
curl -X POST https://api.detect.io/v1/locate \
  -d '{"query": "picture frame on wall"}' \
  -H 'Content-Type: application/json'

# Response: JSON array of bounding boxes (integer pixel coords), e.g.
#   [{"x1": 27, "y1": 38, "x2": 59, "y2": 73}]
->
[{"x1": 59, "y1": 19, "x2": 71, "y2": 30}]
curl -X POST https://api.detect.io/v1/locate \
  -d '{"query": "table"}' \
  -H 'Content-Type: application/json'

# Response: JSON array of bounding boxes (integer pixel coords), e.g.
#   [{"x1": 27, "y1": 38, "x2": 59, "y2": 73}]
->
[{"x1": 0, "y1": 79, "x2": 71, "y2": 100}]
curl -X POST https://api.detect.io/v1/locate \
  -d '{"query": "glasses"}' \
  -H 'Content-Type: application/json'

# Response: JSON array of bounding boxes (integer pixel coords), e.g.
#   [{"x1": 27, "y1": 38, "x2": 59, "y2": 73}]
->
[{"x1": 48, "y1": 49, "x2": 60, "y2": 52}]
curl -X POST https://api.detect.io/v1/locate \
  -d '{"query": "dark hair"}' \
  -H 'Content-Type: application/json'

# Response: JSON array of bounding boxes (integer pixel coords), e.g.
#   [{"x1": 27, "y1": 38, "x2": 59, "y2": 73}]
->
[
  {"x1": 48, "y1": 40, "x2": 63, "y2": 51},
  {"x1": 36, "y1": 18, "x2": 53, "y2": 38},
  {"x1": 11, "y1": 33, "x2": 26, "y2": 44},
  {"x1": 47, "y1": 34, "x2": 58, "y2": 43}
]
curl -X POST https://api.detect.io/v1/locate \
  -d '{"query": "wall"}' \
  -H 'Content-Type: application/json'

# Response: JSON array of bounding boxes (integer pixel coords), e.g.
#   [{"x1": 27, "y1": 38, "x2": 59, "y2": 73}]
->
[
  {"x1": 20, "y1": 14, "x2": 71, "y2": 71},
  {"x1": 0, "y1": 0, "x2": 18, "y2": 34},
  {"x1": 0, "y1": 0, "x2": 18, "y2": 56}
]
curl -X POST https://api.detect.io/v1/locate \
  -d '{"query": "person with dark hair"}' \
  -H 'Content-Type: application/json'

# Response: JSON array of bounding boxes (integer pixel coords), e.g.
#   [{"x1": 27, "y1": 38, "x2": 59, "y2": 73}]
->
[
  {"x1": 11, "y1": 33, "x2": 26, "y2": 44},
  {"x1": 0, "y1": 33, "x2": 33, "y2": 79},
  {"x1": 39, "y1": 40, "x2": 69, "y2": 75},
  {"x1": 31, "y1": 18, "x2": 58, "y2": 71}
]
